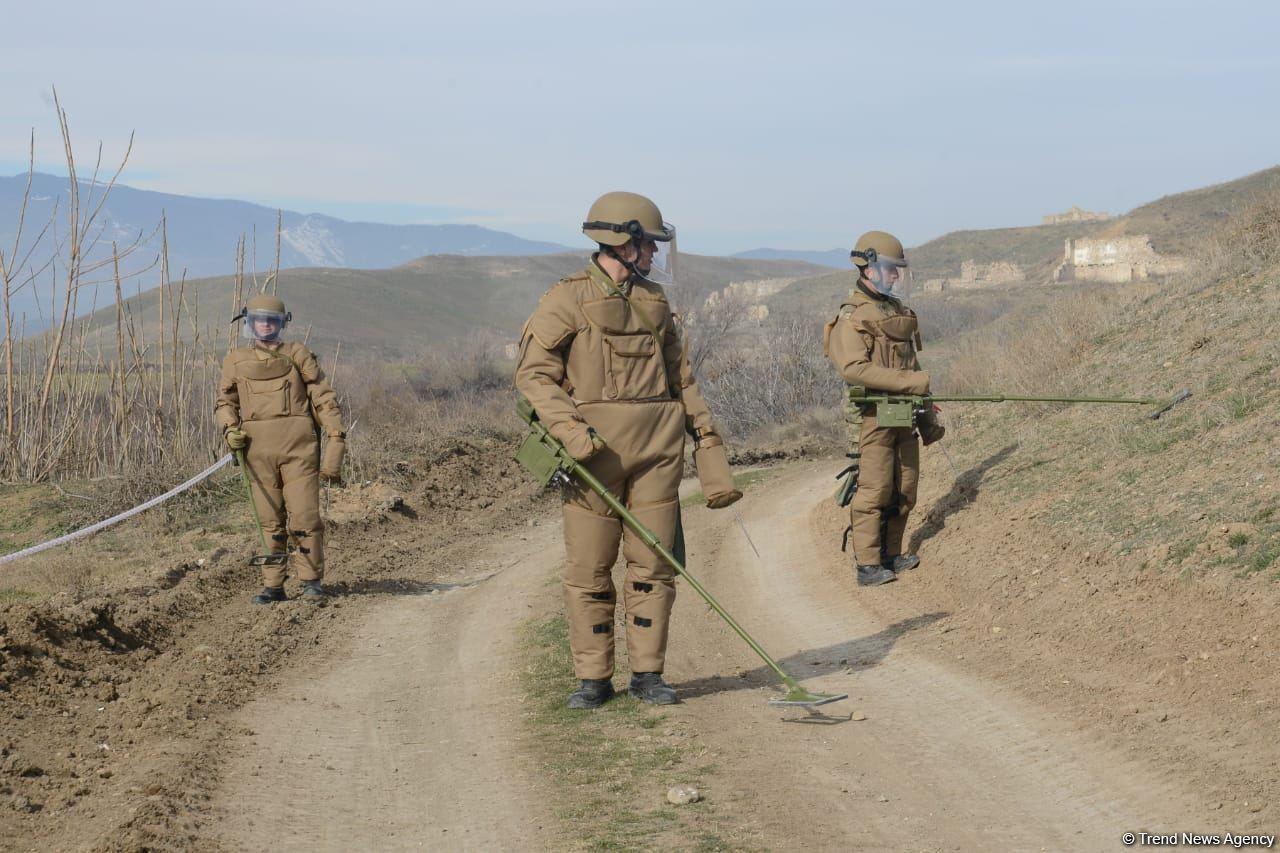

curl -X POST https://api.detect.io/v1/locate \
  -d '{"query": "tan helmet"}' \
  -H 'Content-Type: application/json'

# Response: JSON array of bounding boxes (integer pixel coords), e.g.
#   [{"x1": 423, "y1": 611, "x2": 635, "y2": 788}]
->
[
  {"x1": 850, "y1": 230, "x2": 907, "y2": 269},
  {"x1": 239, "y1": 293, "x2": 291, "y2": 342},
  {"x1": 246, "y1": 293, "x2": 287, "y2": 314},
  {"x1": 582, "y1": 191, "x2": 674, "y2": 247}
]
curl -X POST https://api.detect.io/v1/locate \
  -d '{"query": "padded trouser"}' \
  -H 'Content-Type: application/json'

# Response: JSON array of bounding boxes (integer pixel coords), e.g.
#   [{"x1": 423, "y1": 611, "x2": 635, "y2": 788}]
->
[
  {"x1": 849, "y1": 416, "x2": 919, "y2": 566},
  {"x1": 242, "y1": 416, "x2": 324, "y2": 586},
  {"x1": 562, "y1": 400, "x2": 685, "y2": 680}
]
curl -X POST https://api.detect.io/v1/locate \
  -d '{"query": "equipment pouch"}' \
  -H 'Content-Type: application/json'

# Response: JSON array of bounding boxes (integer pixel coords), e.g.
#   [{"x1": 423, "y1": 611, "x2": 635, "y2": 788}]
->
[
  {"x1": 515, "y1": 431, "x2": 565, "y2": 487},
  {"x1": 872, "y1": 313, "x2": 918, "y2": 342},
  {"x1": 877, "y1": 401, "x2": 916, "y2": 429},
  {"x1": 834, "y1": 462, "x2": 859, "y2": 507}
]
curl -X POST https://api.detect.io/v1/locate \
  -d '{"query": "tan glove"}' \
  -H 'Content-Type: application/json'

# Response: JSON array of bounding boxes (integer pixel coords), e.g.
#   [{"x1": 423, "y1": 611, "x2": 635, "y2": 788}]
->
[
  {"x1": 320, "y1": 433, "x2": 346, "y2": 484},
  {"x1": 693, "y1": 436, "x2": 742, "y2": 509},
  {"x1": 224, "y1": 427, "x2": 248, "y2": 451},
  {"x1": 564, "y1": 425, "x2": 607, "y2": 462}
]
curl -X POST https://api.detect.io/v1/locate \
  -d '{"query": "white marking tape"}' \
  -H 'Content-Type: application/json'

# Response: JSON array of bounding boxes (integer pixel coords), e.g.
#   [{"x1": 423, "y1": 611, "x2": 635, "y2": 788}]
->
[{"x1": 0, "y1": 453, "x2": 234, "y2": 567}]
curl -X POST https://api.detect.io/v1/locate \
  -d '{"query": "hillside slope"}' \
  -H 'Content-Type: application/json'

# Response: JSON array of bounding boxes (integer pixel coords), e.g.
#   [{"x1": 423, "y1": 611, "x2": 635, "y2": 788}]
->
[
  {"x1": 83, "y1": 252, "x2": 827, "y2": 357},
  {"x1": 762, "y1": 162, "x2": 1274, "y2": 315},
  {"x1": 1100, "y1": 164, "x2": 1280, "y2": 253}
]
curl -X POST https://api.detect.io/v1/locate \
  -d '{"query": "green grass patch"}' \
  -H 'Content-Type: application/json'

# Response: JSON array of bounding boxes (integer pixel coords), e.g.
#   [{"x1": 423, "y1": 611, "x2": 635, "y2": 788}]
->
[
  {"x1": 0, "y1": 588, "x2": 41, "y2": 604},
  {"x1": 683, "y1": 468, "x2": 775, "y2": 508},
  {"x1": 519, "y1": 613, "x2": 729, "y2": 851},
  {"x1": 1249, "y1": 538, "x2": 1280, "y2": 575}
]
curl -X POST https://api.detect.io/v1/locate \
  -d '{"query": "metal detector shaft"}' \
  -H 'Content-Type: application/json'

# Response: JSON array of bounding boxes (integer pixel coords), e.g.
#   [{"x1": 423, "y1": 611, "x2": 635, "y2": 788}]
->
[
  {"x1": 234, "y1": 449, "x2": 271, "y2": 553},
  {"x1": 517, "y1": 402, "x2": 827, "y2": 701},
  {"x1": 234, "y1": 448, "x2": 288, "y2": 567}
]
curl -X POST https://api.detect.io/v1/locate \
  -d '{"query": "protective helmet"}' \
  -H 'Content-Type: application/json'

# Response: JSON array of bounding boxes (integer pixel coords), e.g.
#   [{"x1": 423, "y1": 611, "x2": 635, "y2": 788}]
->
[
  {"x1": 582, "y1": 191, "x2": 674, "y2": 246},
  {"x1": 851, "y1": 230, "x2": 911, "y2": 294},
  {"x1": 239, "y1": 293, "x2": 291, "y2": 342},
  {"x1": 583, "y1": 191, "x2": 677, "y2": 286}
]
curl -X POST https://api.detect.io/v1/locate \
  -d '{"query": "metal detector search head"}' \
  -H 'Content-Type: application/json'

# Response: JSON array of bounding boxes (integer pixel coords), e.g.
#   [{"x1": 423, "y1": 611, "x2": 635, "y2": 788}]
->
[{"x1": 769, "y1": 687, "x2": 849, "y2": 708}]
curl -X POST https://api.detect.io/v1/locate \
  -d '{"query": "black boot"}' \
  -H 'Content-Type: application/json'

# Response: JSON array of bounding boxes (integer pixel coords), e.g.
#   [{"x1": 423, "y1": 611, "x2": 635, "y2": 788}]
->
[
  {"x1": 567, "y1": 678, "x2": 614, "y2": 710},
  {"x1": 251, "y1": 586, "x2": 287, "y2": 605},
  {"x1": 629, "y1": 672, "x2": 679, "y2": 705},
  {"x1": 856, "y1": 564, "x2": 897, "y2": 586},
  {"x1": 301, "y1": 580, "x2": 327, "y2": 601},
  {"x1": 884, "y1": 554, "x2": 920, "y2": 574}
]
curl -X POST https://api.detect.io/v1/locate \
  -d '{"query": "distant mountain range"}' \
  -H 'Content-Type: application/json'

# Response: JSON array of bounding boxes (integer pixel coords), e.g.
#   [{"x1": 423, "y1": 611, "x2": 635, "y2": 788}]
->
[
  {"x1": 732, "y1": 247, "x2": 850, "y2": 268},
  {"x1": 0, "y1": 172, "x2": 569, "y2": 325}
]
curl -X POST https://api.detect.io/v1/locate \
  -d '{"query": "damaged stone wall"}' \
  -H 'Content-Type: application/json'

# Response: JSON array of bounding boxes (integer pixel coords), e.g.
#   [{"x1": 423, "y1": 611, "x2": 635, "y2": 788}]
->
[
  {"x1": 1053, "y1": 236, "x2": 1186, "y2": 283},
  {"x1": 691, "y1": 277, "x2": 794, "y2": 326},
  {"x1": 921, "y1": 260, "x2": 1024, "y2": 293},
  {"x1": 703, "y1": 277, "x2": 794, "y2": 309}
]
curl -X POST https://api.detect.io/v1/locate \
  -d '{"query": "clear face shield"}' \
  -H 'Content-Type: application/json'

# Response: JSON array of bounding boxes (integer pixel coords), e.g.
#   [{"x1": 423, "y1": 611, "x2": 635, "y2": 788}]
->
[
  {"x1": 242, "y1": 309, "x2": 290, "y2": 342},
  {"x1": 635, "y1": 223, "x2": 677, "y2": 287},
  {"x1": 865, "y1": 259, "x2": 911, "y2": 295}
]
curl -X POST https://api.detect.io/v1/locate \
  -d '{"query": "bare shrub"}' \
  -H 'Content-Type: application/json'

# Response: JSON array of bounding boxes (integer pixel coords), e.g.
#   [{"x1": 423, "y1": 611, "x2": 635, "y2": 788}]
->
[
  {"x1": 913, "y1": 292, "x2": 1015, "y2": 343},
  {"x1": 694, "y1": 315, "x2": 842, "y2": 440},
  {"x1": 341, "y1": 341, "x2": 518, "y2": 484},
  {"x1": 1, "y1": 96, "x2": 221, "y2": 490}
]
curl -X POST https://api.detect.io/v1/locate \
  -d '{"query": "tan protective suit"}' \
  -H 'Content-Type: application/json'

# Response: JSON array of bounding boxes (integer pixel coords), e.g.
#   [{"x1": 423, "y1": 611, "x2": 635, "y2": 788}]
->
[
  {"x1": 824, "y1": 283, "x2": 935, "y2": 566},
  {"x1": 215, "y1": 341, "x2": 345, "y2": 586},
  {"x1": 515, "y1": 259, "x2": 725, "y2": 680}
]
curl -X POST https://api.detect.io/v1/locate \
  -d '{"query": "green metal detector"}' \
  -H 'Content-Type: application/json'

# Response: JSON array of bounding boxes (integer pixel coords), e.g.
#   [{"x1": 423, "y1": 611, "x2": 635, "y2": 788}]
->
[
  {"x1": 233, "y1": 448, "x2": 289, "y2": 568},
  {"x1": 515, "y1": 396, "x2": 846, "y2": 709}
]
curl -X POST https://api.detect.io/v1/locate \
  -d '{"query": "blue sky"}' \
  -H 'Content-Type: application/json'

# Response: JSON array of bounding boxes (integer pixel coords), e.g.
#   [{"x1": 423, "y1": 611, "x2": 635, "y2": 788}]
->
[{"x1": 2, "y1": 0, "x2": 1277, "y2": 254}]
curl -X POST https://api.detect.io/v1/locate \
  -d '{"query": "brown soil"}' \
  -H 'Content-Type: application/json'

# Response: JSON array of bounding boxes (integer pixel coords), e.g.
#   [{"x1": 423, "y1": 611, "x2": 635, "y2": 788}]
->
[
  {"x1": 4, "y1": 450, "x2": 1277, "y2": 849},
  {"x1": 0, "y1": 431, "x2": 548, "y2": 851}
]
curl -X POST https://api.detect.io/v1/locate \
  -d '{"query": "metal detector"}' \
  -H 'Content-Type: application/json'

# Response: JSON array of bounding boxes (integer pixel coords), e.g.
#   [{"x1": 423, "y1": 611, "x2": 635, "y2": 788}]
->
[{"x1": 515, "y1": 396, "x2": 846, "y2": 709}]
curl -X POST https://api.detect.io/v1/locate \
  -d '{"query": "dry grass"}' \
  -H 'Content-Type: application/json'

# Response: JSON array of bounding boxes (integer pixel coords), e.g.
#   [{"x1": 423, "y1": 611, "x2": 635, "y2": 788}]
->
[
  {"x1": 338, "y1": 342, "x2": 519, "y2": 486},
  {"x1": 937, "y1": 282, "x2": 1157, "y2": 397},
  {"x1": 930, "y1": 190, "x2": 1280, "y2": 579}
]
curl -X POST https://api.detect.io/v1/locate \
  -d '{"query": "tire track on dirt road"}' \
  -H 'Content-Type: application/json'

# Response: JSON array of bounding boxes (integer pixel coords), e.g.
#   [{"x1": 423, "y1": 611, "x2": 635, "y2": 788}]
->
[
  {"x1": 207, "y1": 523, "x2": 564, "y2": 851},
  {"x1": 662, "y1": 462, "x2": 1209, "y2": 851}
]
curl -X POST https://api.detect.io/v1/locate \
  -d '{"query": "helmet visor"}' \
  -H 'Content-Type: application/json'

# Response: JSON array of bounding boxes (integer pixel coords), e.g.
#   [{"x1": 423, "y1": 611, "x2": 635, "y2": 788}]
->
[
  {"x1": 637, "y1": 223, "x2": 677, "y2": 286},
  {"x1": 866, "y1": 258, "x2": 911, "y2": 295},
  {"x1": 242, "y1": 309, "x2": 289, "y2": 342}
]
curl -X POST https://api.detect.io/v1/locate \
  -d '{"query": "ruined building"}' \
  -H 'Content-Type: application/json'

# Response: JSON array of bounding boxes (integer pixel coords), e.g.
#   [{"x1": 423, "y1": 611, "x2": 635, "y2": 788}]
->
[
  {"x1": 1042, "y1": 205, "x2": 1111, "y2": 225},
  {"x1": 921, "y1": 260, "x2": 1024, "y2": 293},
  {"x1": 1053, "y1": 236, "x2": 1184, "y2": 283}
]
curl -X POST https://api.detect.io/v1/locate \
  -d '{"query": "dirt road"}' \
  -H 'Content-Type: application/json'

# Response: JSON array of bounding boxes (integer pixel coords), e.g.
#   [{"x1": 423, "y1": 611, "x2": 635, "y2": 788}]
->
[
  {"x1": 663, "y1": 463, "x2": 1207, "y2": 849},
  {"x1": 208, "y1": 525, "x2": 564, "y2": 851},
  {"x1": 204, "y1": 462, "x2": 1225, "y2": 850}
]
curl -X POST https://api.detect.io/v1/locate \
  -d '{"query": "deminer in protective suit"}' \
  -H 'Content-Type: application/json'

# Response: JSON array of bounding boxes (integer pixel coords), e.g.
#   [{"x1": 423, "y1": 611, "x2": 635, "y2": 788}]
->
[
  {"x1": 515, "y1": 192, "x2": 742, "y2": 709},
  {"x1": 823, "y1": 231, "x2": 945, "y2": 587},
  {"x1": 215, "y1": 294, "x2": 347, "y2": 604}
]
